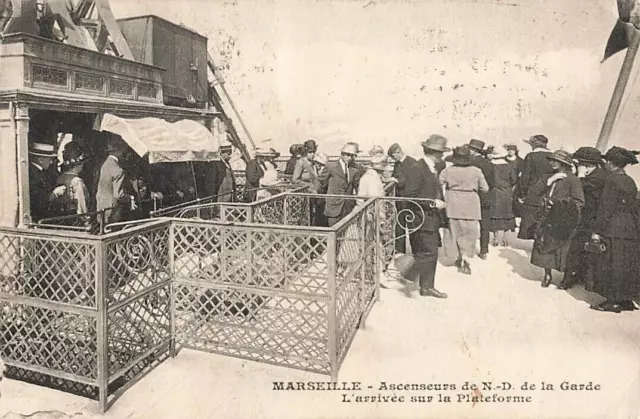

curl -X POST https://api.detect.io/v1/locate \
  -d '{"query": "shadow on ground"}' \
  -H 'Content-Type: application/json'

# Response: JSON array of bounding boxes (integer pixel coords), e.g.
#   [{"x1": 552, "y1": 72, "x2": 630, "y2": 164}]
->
[{"x1": 498, "y1": 248, "x2": 541, "y2": 282}]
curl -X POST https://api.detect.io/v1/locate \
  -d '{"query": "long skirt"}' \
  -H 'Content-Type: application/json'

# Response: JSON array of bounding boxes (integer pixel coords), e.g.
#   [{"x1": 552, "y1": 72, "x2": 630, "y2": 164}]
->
[
  {"x1": 449, "y1": 218, "x2": 480, "y2": 259},
  {"x1": 490, "y1": 217, "x2": 516, "y2": 232},
  {"x1": 589, "y1": 237, "x2": 640, "y2": 301},
  {"x1": 530, "y1": 233, "x2": 572, "y2": 272}
]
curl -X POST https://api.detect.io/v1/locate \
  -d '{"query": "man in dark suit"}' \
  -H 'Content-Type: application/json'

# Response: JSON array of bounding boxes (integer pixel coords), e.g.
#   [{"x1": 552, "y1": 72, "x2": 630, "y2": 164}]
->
[
  {"x1": 387, "y1": 143, "x2": 418, "y2": 253},
  {"x1": 28, "y1": 142, "x2": 65, "y2": 222},
  {"x1": 215, "y1": 144, "x2": 237, "y2": 203},
  {"x1": 401, "y1": 135, "x2": 449, "y2": 299},
  {"x1": 314, "y1": 142, "x2": 359, "y2": 227},
  {"x1": 467, "y1": 139, "x2": 494, "y2": 259}
]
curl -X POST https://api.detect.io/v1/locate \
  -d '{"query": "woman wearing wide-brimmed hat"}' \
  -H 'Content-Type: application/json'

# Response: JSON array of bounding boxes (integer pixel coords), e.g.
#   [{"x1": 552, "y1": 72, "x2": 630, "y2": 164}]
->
[
  {"x1": 439, "y1": 146, "x2": 489, "y2": 275},
  {"x1": 559, "y1": 147, "x2": 607, "y2": 290},
  {"x1": 588, "y1": 147, "x2": 640, "y2": 313},
  {"x1": 488, "y1": 146, "x2": 518, "y2": 246},
  {"x1": 529, "y1": 149, "x2": 584, "y2": 287},
  {"x1": 50, "y1": 142, "x2": 91, "y2": 216}
]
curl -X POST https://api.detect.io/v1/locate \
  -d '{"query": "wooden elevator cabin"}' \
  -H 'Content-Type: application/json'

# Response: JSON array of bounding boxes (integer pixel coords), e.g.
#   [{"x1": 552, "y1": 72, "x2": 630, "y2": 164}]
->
[{"x1": 0, "y1": 0, "x2": 220, "y2": 228}]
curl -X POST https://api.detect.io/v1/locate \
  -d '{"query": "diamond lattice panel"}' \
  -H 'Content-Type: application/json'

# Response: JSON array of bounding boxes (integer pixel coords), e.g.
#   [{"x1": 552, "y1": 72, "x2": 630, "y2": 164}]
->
[
  {"x1": 0, "y1": 301, "x2": 98, "y2": 379},
  {"x1": 107, "y1": 286, "x2": 171, "y2": 375},
  {"x1": 174, "y1": 284, "x2": 330, "y2": 374},
  {"x1": 0, "y1": 234, "x2": 97, "y2": 307}
]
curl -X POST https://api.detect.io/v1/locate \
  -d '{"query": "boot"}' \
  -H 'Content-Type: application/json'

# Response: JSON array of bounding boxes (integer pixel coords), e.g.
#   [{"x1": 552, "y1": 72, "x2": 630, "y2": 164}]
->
[{"x1": 541, "y1": 272, "x2": 552, "y2": 288}]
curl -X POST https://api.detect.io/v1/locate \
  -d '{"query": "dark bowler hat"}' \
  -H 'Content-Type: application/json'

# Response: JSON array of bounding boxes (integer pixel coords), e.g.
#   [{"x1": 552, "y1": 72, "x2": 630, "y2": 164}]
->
[
  {"x1": 604, "y1": 146, "x2": 640, "y2": 167},
  {"x1": 467, "y1": 139, "x2": 485, "y2": 153},
  {"x1": 451, "y1": 146, "x2": 472, "y2": 166},
  {"x1": 523, "y1": 134, "x2": 549, "y2": 149},
  {"x1": 422, "y1": 134, "x2": 450, "y2": 152},
  {"x1": 546, "y1": 149, "x2": 574, "y2": 167},
  {"x1": 573, "y1": 147, "x2": 603, "y2": 164},
  {"x1": 304, "y1": 139, "x2": 317, "y2": 152}
]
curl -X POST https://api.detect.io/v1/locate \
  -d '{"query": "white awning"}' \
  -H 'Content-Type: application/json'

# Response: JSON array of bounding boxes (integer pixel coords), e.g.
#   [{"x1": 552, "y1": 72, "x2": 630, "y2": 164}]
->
[{"x1": 99, "y1": 113, "x2": 220, "y2": 163}]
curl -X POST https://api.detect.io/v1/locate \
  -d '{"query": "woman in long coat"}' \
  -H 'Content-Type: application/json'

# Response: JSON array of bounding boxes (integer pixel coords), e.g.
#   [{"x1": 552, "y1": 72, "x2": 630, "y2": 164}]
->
[
  {"x1": 439, "y1": 146, "x2": 489, "y2": 275},
  {"x1": 529, "y1": 150, "x2": 585, "y2": 287},
  {"x1": 559, "y1": 147, "x2": 608, "y2": 290},
  {"x1": 589, "y1": 146, "x2": 640, "y2": 313},
  {"x1": 488, "y1": 146, "x2": 517, "y2": 246}
]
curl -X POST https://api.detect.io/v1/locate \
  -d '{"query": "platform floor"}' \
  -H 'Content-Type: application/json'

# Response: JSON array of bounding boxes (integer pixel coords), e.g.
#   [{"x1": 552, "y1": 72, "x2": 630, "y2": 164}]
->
[{"x1": 1, "y1": 232, "x2": 639, "y2": 419}]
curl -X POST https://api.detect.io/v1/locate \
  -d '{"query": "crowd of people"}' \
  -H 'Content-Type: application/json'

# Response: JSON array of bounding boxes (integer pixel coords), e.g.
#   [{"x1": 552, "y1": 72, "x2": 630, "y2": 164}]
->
[
  {"x1": 28, "y1": 134, "x2": 241, "y2": 225},
  {"x1": 282, "y1": 134, "x2": 640, "y2": 314},
  {"x1": 27, "y1": 130, "x2": 640, "y2": 314}
]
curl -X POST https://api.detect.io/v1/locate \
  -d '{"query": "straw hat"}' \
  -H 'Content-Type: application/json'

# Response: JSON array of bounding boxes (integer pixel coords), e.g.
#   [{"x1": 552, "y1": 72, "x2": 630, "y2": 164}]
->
[
  {"x1": 340, "y1": 142, "x2": 360, "y2": 155},
  {"x1": 29, "y1": 142, "x2": 57, "y2": 158},
  {"x1": 489, "y1": 145, "x2": 509, "y2": 159},
  {"x1": 546, "y1": 150, "x2": 574, "y2": 167},
  {"x1": 314, "y1": 152, "x2": 328, "y2": 166},
  {"x1": 369, "y1": 154, "x2": 388, "y2": 171},
  {"x1": 368, "y1": 145, "x2": 385, "y2": 156}
]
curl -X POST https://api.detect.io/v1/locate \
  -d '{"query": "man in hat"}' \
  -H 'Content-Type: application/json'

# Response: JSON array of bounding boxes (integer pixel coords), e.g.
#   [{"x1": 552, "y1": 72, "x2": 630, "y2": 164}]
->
[
  {"x1": 559, "y1": 147, "x2": 608, "y2": 290},
  {"x1": 467, "y1": 139, "x2": 494, "y2": 259},
  {"x1": 215, "y1": 143, "x2": 237, "y2": 203},
  {"x1": 400, "y1": 134, "x2": 448, "y2": 299},
  {"x1": 28, "y1": 142, "x2": 66, "y2": 221},
  {"x1": 388, "y1": 143, "x2": 418, "y2": 253},
  {"x1": 314, "y1": 142, "x2": 359, "y2": 226},
  {"x1": 96, "y1": 136, "x2": 138, "y2": 223}
]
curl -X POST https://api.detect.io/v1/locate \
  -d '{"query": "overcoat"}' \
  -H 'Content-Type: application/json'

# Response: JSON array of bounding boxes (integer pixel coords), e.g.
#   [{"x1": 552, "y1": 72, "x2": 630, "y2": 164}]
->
[
  {"x1": 439, "y1": 165, "x2": 489, "y2": 221},
  {"x1": 589, "y1": 171, "x2": 640, "y2": 300},
  {"x1": 529, "y1": 173, "x2": 585, "y2": 272}
]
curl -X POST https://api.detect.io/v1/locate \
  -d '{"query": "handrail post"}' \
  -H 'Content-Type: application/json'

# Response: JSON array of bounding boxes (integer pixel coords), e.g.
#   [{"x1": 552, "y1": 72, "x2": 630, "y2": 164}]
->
[
  {"x1": 169, "y1": 222, "x2": 177, "y2": 358},
  {"x1": 374, "y1": 199, "x2": 381, "y2": 302},
  {"x1": 327, "y1": 231, "x2": 338, "y2": 380},
  {"x1": 96, "y1": 239, "x2": 109, "y2": 412}
]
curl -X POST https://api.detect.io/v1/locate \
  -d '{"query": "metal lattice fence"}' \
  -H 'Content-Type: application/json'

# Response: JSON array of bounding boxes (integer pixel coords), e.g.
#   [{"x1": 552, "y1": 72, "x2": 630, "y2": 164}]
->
[
  {"x1": 0, "y1": 220, "x2": 172, "y2": 412},
  {"x1": 0, "y1": 191, "x2": 386, "y2": 411}
]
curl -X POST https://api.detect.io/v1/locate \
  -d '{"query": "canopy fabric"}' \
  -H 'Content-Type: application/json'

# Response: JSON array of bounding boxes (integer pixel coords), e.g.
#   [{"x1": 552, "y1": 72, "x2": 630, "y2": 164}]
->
[{"x1": 99, "y1": 113, "x2": 220, "y2": 163}]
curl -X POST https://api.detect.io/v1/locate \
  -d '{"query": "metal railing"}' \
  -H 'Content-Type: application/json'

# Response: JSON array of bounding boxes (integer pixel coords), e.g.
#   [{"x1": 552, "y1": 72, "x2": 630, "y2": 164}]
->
[{"x1": 1, "y1": 179, "x2": 439, "y2": 412}]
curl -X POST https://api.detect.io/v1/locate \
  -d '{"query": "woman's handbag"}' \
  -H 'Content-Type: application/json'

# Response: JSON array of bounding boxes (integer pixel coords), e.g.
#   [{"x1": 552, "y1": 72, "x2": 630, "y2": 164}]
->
[{"x1": 584, "y1": 237, "x2": 606, "y2": 254}]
